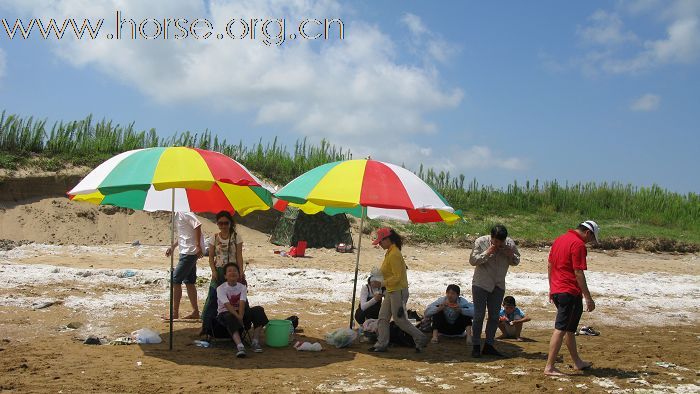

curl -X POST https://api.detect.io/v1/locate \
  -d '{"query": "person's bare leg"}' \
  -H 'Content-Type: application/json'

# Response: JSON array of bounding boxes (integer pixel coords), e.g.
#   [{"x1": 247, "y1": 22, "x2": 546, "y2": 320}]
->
[
  {"x1": 544, "y1": 329, "x2": 567, "y2": 375},
  {"x1": 432, "y1": 329, "x2": 439, "y2": 343},
  {"x1": 564, "y1": 332, "x2": 592, "y2": 370},
  {"x1": 253, "y1": 326, "x2": 263, "y2": 343},
  {"x1": 172, "y1": 283, "x2": 182, "y2": 319},
  {"x1": 497, "y1": 322, "x2": 508, "y2": 338},
  {"x1": 182, "y1": 283, "x2": 200, "y2": 319},
  {"x1": 232, "y1": 331, "x2": 242, "y2": 346},
  {"x1": 514, "y1": 323, "x2": 524, "y2": 340}
]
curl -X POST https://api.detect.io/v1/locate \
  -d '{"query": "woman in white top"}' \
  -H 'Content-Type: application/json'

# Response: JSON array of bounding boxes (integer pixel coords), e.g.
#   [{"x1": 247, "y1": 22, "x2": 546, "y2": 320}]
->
[
  {"x1": 208, "y1": 211, "x2": 244, "y2": 285},
  {"x1": 354, "y1": 267, "x2": 384, "y2": 325},
  {"x1": 201, "y1": 211, "x2": 244, "y2": 337}
]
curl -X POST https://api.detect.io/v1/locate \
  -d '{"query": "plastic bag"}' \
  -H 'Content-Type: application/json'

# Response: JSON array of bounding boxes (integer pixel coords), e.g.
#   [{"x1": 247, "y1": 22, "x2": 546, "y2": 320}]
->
[
  {"x1": 362, "y1": 318, "x2": 379, "y2": 333},
  {"x1": 294, "y1": 341, "x2": 322, "y2": 351},
  {"x1": 325, "y1": 328, "x2": 357, "y2": 348},
  {"x1": 131, "y1": 328, "x2": 162, "y2": 344}
]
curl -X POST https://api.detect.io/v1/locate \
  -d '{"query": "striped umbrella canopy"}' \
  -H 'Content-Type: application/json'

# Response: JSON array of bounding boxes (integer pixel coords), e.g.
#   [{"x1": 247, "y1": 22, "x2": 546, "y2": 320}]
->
[
  {"x1": 68, "y1": 146, "x2": 273, "y2": 350},
  {"x1": 68, "y1": 147, "x2": 272, "y2": 215},
  {"x1": 275, "y1": 159, "x2": 458, "y2": 215},
  {"x1": 273, "y1": 199, "x2": 462, "y2": 224},
  {"x1": 274, "y1": 159, "x2": 461, "y2": 328}
]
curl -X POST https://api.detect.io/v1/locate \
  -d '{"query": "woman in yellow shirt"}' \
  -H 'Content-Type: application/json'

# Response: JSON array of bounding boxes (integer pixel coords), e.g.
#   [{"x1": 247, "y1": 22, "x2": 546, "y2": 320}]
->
[{"x1": 369, "y1": 227, "x2": 427, "y2": 352}]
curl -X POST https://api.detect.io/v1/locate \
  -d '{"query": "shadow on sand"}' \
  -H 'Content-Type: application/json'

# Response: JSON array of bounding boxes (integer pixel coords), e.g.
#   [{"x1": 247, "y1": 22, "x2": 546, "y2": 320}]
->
[{"x1": 141, "y1": 328, "x2": 530, "y2": 369}]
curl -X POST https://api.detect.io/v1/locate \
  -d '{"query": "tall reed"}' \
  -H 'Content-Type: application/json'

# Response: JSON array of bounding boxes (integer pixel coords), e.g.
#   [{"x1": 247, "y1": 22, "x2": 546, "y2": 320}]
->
[{"x1": 1, "y1": 110, "x2": 697, "y2": 229}]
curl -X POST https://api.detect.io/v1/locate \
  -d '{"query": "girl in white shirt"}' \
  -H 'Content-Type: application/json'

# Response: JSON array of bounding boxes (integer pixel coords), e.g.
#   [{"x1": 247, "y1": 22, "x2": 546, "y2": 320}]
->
[{"x1": 354, "y1": 268, "x2": 384, "y2": 325}]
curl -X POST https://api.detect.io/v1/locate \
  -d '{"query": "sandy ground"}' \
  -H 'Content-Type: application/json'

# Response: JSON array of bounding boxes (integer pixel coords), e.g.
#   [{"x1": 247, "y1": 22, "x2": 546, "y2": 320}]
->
[{"x1": 1, "y1": 199, "x2": 699, "y2": 393}]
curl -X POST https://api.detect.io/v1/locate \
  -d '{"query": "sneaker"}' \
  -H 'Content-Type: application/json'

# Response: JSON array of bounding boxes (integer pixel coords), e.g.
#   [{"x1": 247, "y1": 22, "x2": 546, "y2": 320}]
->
[
  {"x1": 579, "y1": 326, "x2": 600, "y2": 336},
  {"x1": 481, "y1": 343, "x2": 503, "y2": 357},
  {"x1": 251, "y1": 341, "x2": 263, "y2": 353},
  {"x1": 471, "y1": 345, "x2": 481, "y2": 358},
  {"x1": 368, "y1": 346, "x2": 387, "y2": 352},
  {"x1": 236, "y1": 344, "x2": 246, "y2": 358}
]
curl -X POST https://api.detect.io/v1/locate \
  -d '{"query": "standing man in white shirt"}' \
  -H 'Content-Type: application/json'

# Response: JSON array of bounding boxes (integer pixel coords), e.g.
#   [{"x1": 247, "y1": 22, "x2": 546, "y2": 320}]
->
[
  {"x1": 469, "y1": 225, "x2": 520, "y2": 357},
  {"x1": 165, "y1": 211, "x2": 205, "y2": 320}
]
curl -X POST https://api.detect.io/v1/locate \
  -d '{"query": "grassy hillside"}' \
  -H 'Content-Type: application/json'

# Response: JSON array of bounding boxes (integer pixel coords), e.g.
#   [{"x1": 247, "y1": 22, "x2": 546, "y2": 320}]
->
[{"x1": 1, "y1": 110, "x2": 698, "y2": 250}]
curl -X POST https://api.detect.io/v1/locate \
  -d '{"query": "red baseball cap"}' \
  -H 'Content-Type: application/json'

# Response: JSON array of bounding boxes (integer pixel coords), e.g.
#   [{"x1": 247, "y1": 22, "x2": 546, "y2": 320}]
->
[{"x1": 372, "y1": 227, "x2": 392, "y2": 245}]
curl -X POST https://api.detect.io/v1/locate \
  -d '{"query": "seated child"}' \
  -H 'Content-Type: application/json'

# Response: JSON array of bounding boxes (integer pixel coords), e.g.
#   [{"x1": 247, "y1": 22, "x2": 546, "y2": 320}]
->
[
  {"x1": 355, "y1": 267, "x2": 384, "y2": 326},
  {"x1": 216, "y1": 263, "x2": 269, "y2": 357},
  {"x1": 423, "y1": 284, "x2": 474, "y2": 344},
  {"x1": 498, "y1": 296, "x2": 530, "y2": 341}
]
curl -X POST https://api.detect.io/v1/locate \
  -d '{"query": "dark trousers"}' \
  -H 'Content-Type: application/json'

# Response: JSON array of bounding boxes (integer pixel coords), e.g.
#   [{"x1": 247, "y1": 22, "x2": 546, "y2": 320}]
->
[
  {"x1": 355, "y1": 301, "x2": 382, "y2": 325},
  {"x1": 431, "y1": 312, "x2": 472, "y2": 335},
  {"x1": 216, "y1": 305, "x2": 269, "y2": 337},
  {"x1": 472, "y1": 285, "x2": 506, "y2": 346}
]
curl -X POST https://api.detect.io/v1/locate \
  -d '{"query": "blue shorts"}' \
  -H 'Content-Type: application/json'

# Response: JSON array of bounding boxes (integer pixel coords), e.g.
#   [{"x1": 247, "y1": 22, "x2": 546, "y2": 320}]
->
[{"x1": 173, "y1": 254, "x2": 198, "y2": 284}]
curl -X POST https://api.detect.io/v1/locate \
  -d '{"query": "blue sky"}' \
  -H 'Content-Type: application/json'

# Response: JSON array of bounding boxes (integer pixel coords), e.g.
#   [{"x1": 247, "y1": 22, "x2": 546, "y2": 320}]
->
[{"x1": 0, "y1": 1, "x2": 698, "y2": 193}]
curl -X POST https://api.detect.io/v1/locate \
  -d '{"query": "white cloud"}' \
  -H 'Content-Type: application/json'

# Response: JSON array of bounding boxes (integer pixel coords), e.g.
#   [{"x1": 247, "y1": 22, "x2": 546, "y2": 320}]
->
[
  {"x1": 448, "y1": 146, "x2": 528, "y2": 171},
  {"x1": 0, "y1": 47, "x2": 6, "y2": 79},
  {"x1": 569, "y1": 1, "x2": 700, "y2": 75},
  {"x1": 630, "y1": 93, "x2": 660, "y2": 111},
  {"x1": 400, "y1": 13, "x2": 427, "y2": 36},
  {"x1": 343, "y1": 142, "x2": 528, "y2": 177},
  {"x1": 577, "y1": 10, "x2": 637, "y2": 46},
  {"x1": 1, "y1": 1, "x2": 462, "y2": 140},
  {"x1": 400, "y1": 12, "x2": 458, "y2": 65},
  {"x1": 648, "y1": 17, "x2": 700, "y2": 63},
  {"x1": 621, "y1": 0, "x2": 663, "y2": 15}
]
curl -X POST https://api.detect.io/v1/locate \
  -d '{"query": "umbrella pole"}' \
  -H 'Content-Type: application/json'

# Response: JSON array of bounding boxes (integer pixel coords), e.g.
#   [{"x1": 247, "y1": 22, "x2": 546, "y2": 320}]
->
[
  {"x1": 349, "y1": 206, "x2": 366, "y2": 329},
  {"x1": 169, "y1": 189, "x2": 175, "y2": 351}
]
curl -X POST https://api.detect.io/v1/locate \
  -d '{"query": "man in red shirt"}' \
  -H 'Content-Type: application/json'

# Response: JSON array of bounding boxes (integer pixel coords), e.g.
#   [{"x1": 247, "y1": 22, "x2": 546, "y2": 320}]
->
[{"x1": 544, "y1": 220, "x2": 600, "y2": 376}]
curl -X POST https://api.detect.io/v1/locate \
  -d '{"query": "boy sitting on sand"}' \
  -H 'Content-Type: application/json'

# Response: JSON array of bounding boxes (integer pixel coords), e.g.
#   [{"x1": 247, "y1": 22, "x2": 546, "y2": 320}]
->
[
  {"x1": 423, "y1": 284, "x2": 474, "y2": 344},
  {"x1": 498, "y1": 296, "x2": 530, "y2": 341}
]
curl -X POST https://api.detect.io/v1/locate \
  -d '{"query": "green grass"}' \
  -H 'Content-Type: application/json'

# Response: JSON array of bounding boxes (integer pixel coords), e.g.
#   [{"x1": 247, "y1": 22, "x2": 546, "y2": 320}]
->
[
  {"x1": 396, "y1": 214, "x2": 700, "y2": 246},
  {"x1": 1, "y1": 110, "x2": 698, "y2": 248},
  {"x1": 0, "y1": 152, "x2": 24, "y2": 170}
]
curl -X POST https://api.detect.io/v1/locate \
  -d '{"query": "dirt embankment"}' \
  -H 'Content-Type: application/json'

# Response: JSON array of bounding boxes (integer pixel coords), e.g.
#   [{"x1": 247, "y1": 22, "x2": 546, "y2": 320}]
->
[
  {"x1": 1, "y1": 172, "x2": 698, "y2": 253},
  {"x1": 0, "y1": 198, "x2": 175, "y2": 245},
  {"x1": 0, "y1": 166, "x2": 90, "y2": 204},
  {"x1": 0, "y1": 170, "x2": 280, "y2": 246}
]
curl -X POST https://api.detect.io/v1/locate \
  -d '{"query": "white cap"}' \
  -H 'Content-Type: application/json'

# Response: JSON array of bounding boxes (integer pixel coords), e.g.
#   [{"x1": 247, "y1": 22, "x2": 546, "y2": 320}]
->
[
  {"x1": 580, "y1": 220, "x2": 600, "y2": 242},
  {"x1": 369, "y1": 267, "x2": 384, "y2": 283}
]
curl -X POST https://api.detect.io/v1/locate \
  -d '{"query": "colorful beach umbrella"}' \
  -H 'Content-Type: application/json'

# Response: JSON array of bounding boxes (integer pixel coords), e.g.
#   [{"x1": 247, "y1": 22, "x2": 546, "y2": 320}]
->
[
  {"x1": 71, "y1": 183, "x2": 272, "y2": 216},
  {"x1": 68, "y1": 147, "x2": 273, "y2": 349},
  {"x1": 69, "y1": 146, "x2": 267, "y2": 194},
  {"x1": 275, "y1": 159, "x2": 456, "y2": 212},
  {"x1": 273, "y1": 199, "x2": 462, "y2": 224},
  {"x1": 275, "y1": 159, "x2": 461, "y2": 328}
]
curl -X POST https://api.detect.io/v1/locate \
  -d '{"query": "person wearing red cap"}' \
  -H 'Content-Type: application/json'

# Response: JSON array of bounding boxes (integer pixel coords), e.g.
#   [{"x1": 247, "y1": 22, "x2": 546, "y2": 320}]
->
[
  {"x1": 368, "y1": 227, "x2": 427, "y2": 353},
  {"x1": 544, "y1": 220, "x2": 600, "y2": 376}
]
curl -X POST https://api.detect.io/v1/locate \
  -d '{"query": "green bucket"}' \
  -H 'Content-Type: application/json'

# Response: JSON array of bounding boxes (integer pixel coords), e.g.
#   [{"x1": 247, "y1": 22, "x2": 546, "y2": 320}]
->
[{"x1": 266, "y1": 319, "x2": 292, "y2": 348}]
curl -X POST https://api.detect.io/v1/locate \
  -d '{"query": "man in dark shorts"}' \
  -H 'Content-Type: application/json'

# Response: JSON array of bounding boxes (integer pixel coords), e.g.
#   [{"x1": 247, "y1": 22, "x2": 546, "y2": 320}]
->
[
  {"x1": 165, "y1": 212, "x2": 204, "y2": 320},
  {"x1": 544, "y1": 220, "x2": 599, "y2": 376}
]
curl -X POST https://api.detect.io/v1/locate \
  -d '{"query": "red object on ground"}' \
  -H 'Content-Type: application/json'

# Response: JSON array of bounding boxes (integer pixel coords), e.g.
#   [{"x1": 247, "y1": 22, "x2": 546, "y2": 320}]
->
[{"x1": 289, "y1": 241, "x2": 307, "y2": 257}]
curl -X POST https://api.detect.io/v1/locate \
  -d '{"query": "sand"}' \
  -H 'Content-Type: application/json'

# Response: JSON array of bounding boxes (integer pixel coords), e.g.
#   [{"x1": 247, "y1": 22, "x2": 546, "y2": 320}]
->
[{"x1": 1, "y1": 198, "x2": 699, "y2": 393}]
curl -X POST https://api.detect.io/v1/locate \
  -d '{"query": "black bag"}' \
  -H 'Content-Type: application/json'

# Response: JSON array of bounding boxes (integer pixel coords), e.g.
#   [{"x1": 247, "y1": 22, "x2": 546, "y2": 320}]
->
[
  {"x1": 286, "y1": 315, "x2": 299, "y2": 329},
  {"x1": 389, "y1": 321, "x2": 416, "y2": 347}
]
